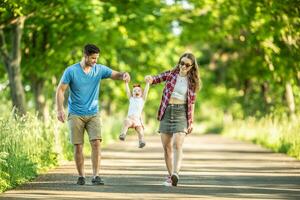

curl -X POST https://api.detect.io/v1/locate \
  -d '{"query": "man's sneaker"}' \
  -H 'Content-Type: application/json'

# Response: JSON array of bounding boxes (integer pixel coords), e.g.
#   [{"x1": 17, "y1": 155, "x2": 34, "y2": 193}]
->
[
  {"x1": 91, "y1": 176, "x2": 104, "y2": 185},
  {"x1": 77, "y1": 176, "x2": 85, "y2": 185},
  {"x1": 139, "y1": 141, "x2": 146, "y2": 148},
  {"x1": 171, "y1": 173, "x2": 179, "y2": 186},
  {"x1": 119, "y1": 134, "x2": 126, "y2": 141},
  {"x1": 162, "y1": 176, "x2": 172, "y2": 187}
]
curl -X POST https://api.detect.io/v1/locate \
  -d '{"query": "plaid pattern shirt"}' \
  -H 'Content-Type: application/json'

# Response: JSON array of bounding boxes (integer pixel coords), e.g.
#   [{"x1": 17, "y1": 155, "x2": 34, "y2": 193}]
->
[{"x1": 151, "y1": 69, "x2": 196, "y2": 132}]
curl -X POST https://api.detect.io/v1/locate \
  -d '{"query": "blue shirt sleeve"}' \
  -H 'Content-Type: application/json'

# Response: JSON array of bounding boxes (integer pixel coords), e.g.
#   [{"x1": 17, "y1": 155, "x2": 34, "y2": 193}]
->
[
  {"x1": 100, "y1": 65, "x2": 113, "y2": 79},
  {"x1": 60, "y1": 67, "x2": 71, "y2": 84}
]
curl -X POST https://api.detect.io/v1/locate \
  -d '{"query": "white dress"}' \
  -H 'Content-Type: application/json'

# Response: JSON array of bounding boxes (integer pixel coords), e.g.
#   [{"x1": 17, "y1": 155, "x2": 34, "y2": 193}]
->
[{"x1": 127, "y1": 97, "x2": 145, "y2": 127}]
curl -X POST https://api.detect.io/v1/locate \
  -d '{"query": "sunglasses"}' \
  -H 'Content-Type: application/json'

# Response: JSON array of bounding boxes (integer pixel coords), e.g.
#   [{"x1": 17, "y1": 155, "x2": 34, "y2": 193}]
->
[{"x1": 180, "y1": 61, "x2": 193, "y2": 68}]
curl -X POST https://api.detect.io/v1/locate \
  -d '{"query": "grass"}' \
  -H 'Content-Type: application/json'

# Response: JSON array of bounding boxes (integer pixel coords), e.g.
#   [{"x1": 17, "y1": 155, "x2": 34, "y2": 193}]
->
[
  {"x1": 198, "y1": 84, "x2": 300, "y2": 160},
  {"x1": 0, "y1": 112, "x2": 59, "y2": 192},
  {"x1": 222, "y1": 114, "x2": 300, "y2": 159},
  {"x1": 0, "y1": 107, "x2": 158, "y2": 193}
]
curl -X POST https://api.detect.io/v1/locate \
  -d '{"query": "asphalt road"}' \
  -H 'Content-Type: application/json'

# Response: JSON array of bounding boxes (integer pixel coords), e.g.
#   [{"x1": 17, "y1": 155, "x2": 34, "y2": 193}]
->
[{"x1": 1, "y1": 134, "x2": 300, "y2": 199}]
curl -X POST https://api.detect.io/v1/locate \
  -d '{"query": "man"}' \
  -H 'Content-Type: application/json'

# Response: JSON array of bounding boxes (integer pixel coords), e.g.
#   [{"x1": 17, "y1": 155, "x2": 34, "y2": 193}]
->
[{"x1": 56, "y1": 44, "x2": 130, "y2": 185}]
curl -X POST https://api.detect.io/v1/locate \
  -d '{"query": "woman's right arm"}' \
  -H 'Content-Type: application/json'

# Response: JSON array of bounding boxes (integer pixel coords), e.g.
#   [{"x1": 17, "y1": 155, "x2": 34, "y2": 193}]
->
[{"x1": 145, "y1": 70, "x2": 170, "y2": 85}]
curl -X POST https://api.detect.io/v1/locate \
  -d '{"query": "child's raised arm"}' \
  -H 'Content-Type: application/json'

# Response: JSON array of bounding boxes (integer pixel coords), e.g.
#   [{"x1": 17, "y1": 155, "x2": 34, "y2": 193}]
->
[
  {"x1": 142, "y1": 82, "x2": 150, "y2": 101},
  {"x1": 125, "y1": 81, "x2": 131, "y2": 99}
]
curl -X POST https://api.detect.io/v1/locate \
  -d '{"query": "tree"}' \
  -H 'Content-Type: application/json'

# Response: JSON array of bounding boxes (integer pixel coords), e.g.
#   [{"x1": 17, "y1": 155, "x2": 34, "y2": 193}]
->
[{"x1": 0, "y1": 0, "x2": 60, "y2": 115}]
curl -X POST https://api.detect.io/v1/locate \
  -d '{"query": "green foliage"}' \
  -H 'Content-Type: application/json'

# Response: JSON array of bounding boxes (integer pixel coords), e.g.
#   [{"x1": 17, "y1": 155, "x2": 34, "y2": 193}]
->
[
  {"x1": 1, "y1": 0, "x2": 299, "y2": 117},
  {"x1": 0, "y1": 152, "x2": 9, "y2": 192},
  {"x1": 0, "y1": 104, "x2": 69, "y2": 192},
  {"x1": 176, "y1": 0, "x2": 300, "y2": 115},
  {"x1": 1, "y1": 1, "x2": 300, "y2": 193},
  {"x1": 0, "y1": 98, "x2": 159, "y2": 192},
  {"x1": 222, "y1": 114, "x2": 300, "y2": 159}
]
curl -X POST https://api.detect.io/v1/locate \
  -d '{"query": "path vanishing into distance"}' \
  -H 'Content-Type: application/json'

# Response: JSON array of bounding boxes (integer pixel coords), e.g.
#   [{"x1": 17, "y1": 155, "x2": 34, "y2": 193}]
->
[{"x1": 1, "y1": 134, "x2": 300, "y2": 199}]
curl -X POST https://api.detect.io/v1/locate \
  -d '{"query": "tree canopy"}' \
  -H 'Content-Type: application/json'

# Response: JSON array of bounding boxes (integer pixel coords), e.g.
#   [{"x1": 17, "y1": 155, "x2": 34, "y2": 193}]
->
[{"x1": 0, "y1": 0, "x2": 299, "y2": 118}]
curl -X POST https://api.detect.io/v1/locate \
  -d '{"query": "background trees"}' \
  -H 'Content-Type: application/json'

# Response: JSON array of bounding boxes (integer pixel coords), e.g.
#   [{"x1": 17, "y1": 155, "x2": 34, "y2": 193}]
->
[
  {"x1": 0, "y1": 0, "x2": 299, "y2": 192},
  {"x1": 0, "y1": 0, "x2": 299, "y2": 119}
]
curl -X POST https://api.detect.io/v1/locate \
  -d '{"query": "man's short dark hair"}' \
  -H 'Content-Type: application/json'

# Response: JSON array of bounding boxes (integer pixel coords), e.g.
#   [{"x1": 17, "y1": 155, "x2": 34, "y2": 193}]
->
[{"x1": 83, "y1": 44, "x2": 100, "y2": 56}]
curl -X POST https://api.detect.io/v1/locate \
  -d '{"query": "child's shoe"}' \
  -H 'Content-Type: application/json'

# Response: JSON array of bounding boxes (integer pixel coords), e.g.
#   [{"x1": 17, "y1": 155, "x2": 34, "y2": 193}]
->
[
  {"x1": 138, "y1": 141, "x2": 146, "y2": 148},
  {"x1": 119, "y1": 133, "x2": 126, "y2": 141}
]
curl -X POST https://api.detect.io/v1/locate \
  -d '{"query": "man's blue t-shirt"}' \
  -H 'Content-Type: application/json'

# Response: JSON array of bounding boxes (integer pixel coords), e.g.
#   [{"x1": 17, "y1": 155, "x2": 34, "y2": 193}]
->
[{"x1": 60, "y1": 63, "x2": 112, "y2": 116}]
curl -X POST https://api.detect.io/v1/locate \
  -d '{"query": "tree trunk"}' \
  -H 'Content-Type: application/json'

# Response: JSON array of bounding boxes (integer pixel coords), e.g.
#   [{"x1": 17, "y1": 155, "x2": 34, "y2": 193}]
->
[
  {"x1": 0, "y1": 17, "x2": 26, "y2": 115},
  {"x1": 32, "y1": 78, "x2": 47, "y2": 119},
  {"x1": 285, "y1": 82, "x2": 295, "y2": 114},
  {"x1": 30, "y1": 27, "x2": 49, "y2": 119},
  {"x1": 243, "y1": 79, "x2": 252, "y2": 103},
  {"x1": 261, "y1": 82, "x2": 270, "y2": 104}
]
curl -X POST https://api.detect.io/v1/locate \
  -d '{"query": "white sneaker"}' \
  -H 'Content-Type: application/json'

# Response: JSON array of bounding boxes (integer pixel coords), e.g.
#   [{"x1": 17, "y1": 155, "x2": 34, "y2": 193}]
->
[{"x1": 162, "y1": 176, "x2": 172, "y2": 187}]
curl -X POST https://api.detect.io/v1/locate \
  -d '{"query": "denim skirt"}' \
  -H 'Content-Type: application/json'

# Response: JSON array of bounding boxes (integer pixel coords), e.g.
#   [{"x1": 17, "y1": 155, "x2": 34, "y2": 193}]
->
[{"x1": 158, "y1": 104, "x2": 188, "y2": 134}]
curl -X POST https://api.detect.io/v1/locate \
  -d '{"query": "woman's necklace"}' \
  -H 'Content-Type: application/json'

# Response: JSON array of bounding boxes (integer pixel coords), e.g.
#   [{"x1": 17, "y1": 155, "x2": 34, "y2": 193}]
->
[
  {"x1": 178, "y1": 74, "x2": 188, "y2": 84},
  {"x1": 179, "y1": 71, "x2": 187, "y2": 77}
]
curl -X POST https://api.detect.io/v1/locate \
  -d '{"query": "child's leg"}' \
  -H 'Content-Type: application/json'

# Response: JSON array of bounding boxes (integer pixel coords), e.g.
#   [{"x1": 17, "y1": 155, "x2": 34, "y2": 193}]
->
[
  {"x1": 135, "y1": 126, "x2": 144, "y2": 141},
  {"x1": 135, "y1": 126, "x2": 145, "y2": 148},
  {"x1": 119, "y1": 118, "x2": 133, "y2": 140}
]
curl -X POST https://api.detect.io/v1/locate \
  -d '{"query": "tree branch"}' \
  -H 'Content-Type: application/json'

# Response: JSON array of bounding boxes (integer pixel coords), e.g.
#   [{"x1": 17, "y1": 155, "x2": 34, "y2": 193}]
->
[
  {"x1": 12, "y1": 16, "x2": 25, "y2": 61},
  {"x1": 0, "y1": 12, "x2": 34, "y2": 29}
]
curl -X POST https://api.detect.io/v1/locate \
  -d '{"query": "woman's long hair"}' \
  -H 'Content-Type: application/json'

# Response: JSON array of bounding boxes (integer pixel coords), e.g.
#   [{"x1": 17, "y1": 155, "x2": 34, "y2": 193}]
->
[{"x1": 173, "y1": 53, "x2": 202, "y2": 92}]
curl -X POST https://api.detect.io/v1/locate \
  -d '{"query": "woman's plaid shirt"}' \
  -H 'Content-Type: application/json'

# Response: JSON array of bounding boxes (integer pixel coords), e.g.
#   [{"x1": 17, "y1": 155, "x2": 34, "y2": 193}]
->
[{"x1": 151, "y1": 68, "x2": 196, "y2": 131}]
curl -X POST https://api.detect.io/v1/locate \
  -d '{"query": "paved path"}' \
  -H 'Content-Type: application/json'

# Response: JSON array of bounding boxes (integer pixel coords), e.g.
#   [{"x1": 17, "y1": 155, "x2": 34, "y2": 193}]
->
[{"x1": 1, "y1": 134, "x2": 300, "y2": 199}]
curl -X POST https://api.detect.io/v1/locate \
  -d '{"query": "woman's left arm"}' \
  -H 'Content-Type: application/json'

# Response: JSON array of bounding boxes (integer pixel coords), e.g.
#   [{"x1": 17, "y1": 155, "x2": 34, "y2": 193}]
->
[
  {"x1": 191, "y1": 103, "x2": 195, "y2": 123},
  {"x1": 188, "y1": 104, "x2": 195, "y2": 134}
]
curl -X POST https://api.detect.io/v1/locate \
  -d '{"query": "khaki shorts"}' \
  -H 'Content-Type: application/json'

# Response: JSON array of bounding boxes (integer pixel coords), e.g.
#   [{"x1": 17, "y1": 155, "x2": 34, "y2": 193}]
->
[{"x1": 68, "y1": 113, "x2": 102, "y2": 144}]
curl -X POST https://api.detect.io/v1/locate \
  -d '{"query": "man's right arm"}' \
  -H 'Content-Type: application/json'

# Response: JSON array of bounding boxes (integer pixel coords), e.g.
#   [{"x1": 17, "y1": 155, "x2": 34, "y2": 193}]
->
[{"x1": 55, "y1": 83, "x2": 68, "y2": 123}]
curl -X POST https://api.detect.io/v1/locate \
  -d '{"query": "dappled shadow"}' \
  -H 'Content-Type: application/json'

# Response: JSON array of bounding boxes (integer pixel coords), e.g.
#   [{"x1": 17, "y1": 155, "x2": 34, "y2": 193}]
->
[
  {"x1": 1, "y1": 134, "x2": 300, "y2": 199},
  {"x1": 1, "y1": 173, "x2": 300, "y2": 199},
  {"x1": 102, "y1": 147, "x2": 274, "y2": 154}
]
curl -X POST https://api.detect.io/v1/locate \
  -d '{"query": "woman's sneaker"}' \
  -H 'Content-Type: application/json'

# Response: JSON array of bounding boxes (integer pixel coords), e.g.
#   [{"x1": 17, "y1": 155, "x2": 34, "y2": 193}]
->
[
  {"x1": 162, "y1": 176, "x2": 172, "y2": 187},
  {"x1": 171, "y1": 173, "x2": 179, "y2": 186}
]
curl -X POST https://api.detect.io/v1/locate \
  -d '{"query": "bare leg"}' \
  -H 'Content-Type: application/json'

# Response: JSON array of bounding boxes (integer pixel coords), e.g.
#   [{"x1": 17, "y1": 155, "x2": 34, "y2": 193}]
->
[
  {"x1": 135, "y1": 126, "x2": 144, "y2": 142},
  {"x1": 90, "y1": 139, "x2": 101, "y2": 177},
  {"x1": 136, "y1": 126, "x2": 146, "y2": 148},
  {"x1": 161, "y1": 133, "x2": 173, "y2": 175},
  {"x1": 173, "y1": 132, "x2": 185, "y2": 174},
  {"x1": 74, "y1": 144, "x2": 84, "y2": 177},
  {"x1": 119, "y1": 118, "x2": 132, "y2": 140}
]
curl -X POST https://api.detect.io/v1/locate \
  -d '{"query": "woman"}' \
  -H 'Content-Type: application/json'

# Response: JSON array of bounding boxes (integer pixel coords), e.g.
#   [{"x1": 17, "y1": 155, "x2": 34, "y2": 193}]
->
[{"x1": 145, "y1": 52, "x2": 201, "y2": 187}]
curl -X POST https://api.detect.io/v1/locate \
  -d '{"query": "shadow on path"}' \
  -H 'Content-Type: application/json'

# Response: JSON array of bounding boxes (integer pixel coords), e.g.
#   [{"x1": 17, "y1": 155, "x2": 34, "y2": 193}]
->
[{"x1": 1, "y1": 134, "x2": 300, "y2": 199}]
